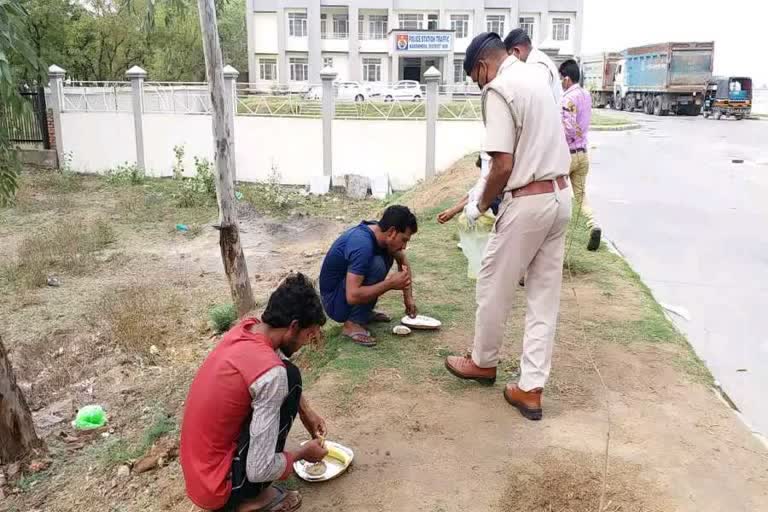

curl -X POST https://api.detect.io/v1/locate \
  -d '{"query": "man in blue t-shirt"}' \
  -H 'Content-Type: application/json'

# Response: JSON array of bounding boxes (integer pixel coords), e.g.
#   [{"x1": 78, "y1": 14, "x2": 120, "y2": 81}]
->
[{"x1": 319, "y1": 205, "x2": 419, "y2": 347}]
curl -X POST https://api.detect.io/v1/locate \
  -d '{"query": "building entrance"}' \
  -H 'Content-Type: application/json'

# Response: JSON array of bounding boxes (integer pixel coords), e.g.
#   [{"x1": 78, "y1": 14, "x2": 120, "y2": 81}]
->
[{"x1": 398, "y1": 57, "x2": 444, "y2": 83}]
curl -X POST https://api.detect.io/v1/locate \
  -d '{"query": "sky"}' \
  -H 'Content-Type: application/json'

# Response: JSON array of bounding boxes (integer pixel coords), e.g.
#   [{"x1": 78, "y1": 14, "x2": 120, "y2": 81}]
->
[{"x1": 582, "y1": 0, "x2": 767, "y2": 87}]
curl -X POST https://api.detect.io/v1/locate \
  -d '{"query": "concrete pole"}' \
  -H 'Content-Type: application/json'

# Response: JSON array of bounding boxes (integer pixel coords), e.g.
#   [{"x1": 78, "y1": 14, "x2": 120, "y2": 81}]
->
[
  {"x1": 424, "y1": 66, "x2": 441, "y2": 178},
  {"x1": 126, "y1": 66, "x2": 147, "y2": 173},
  {"x1": 320, "y1": 67, "x2": 337, "y2": 177},
  {"x1": 47, "y1": 65, "x2": 66, "y2": 166},
  {"x1": 223, "y1": 65, "x2": 239, "y2": 183}
]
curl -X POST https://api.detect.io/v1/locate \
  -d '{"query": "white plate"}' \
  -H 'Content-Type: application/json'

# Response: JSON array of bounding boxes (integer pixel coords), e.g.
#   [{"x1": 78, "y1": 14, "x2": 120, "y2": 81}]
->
[
  {"x1": 293, "y1": 441, "x2": 354, "y2": 482},
  {"x1": 401, "y1": 315, "x2": 442, "y2": 330}
]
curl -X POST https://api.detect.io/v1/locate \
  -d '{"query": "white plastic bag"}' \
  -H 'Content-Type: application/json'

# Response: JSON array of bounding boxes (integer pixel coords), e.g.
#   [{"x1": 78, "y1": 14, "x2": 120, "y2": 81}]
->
[{"x1": 457, "y1": 211, "x2": 495, "y2": 280}]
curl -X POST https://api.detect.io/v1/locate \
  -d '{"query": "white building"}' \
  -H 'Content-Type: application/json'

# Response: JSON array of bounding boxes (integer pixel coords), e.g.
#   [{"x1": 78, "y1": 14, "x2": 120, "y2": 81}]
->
[{"x1": 246, "y1": 0, "x2": 583, "y2": 87}]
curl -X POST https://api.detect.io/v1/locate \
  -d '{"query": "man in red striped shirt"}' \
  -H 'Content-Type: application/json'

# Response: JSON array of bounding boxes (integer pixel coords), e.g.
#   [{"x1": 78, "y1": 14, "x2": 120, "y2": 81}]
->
[{"x1": 181, "y1": 273, "x2": 328, "y2": 511}]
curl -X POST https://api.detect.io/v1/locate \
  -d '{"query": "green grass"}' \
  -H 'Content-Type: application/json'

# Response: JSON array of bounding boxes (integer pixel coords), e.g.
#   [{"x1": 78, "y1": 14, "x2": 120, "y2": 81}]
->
[
  {"x1": 91, "y1": 410, "x2": 177, "y2": 467},
  {"x1": 297, "y1": 194, "x2": 712, "y2": 394},
  {"x1": 592, "y1": 111, "x2": 633, "y2": 126}
]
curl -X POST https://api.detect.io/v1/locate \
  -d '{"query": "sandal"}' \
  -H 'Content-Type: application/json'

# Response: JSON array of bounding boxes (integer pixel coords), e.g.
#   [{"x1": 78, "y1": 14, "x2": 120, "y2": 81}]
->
[
  {"x1": 369, "y1": 310, "x2": 392, "y2": 323},
  {"x1": 254, "y1": 487, "x2": 302, "y2": 512},
  {"x1": 344, "y1": 331, "x2": 377, "y2": 347}
]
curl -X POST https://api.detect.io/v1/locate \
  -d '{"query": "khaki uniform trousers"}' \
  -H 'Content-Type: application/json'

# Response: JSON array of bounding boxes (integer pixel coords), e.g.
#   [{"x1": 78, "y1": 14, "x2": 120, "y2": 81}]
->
[
  {"x1": 471, "y1": 184, "x2": 572, "y2": 391},
  {"x1": 568, "y1": 152, "x2": 596, "y2": 228}
]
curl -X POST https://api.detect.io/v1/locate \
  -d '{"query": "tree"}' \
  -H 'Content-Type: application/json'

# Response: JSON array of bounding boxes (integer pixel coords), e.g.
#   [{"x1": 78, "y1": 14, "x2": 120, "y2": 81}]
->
[
  {"x1": 196, "y1": 0, "x2": 256, "y2": 316},
  {"x1": 0, "y1": 336, "x2": 42, "y2": 463},
  {"x1": 1, "y1": 0, "x2": 42, "y2": 206}
]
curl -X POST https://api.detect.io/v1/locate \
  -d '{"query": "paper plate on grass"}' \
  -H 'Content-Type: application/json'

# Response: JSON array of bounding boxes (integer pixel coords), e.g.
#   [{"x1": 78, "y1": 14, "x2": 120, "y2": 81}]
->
[
  {"x1": 401, "y1": 315, "x2": 441, "y2": 330},
  {"x1": 294, "y1": 441, "x2": 354, "y2": 482}
]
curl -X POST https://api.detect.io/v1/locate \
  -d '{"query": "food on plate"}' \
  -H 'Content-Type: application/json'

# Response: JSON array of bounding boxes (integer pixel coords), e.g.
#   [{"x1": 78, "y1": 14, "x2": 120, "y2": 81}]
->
[
  {"x1": 392, "y1": 325, "x2": 411, "y2": 336},
  {"x1": 306, "y1": 461, "x2": 327, "y2": 477}
]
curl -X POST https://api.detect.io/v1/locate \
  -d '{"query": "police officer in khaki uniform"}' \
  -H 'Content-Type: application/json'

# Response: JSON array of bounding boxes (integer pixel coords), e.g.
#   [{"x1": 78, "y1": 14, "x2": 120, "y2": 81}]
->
[{"x1": 445, "y1": 33, "x2": 572, "y2": 421}]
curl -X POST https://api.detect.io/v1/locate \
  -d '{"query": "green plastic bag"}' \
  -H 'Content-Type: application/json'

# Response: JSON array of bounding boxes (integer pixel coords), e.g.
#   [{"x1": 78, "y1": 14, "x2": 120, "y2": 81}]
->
[{"x1": 74, "y1": 405, "x2": 107, "y2": 430}]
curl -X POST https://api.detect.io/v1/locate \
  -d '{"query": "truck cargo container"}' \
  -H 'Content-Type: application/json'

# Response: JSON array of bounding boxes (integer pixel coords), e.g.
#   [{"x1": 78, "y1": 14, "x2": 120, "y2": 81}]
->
[
  {"x1": 613, "y1": 41, "x2": 714, "y2": 116},
  {"x1": 582, "y1": 52, "x2": 621, "y2": 108}
]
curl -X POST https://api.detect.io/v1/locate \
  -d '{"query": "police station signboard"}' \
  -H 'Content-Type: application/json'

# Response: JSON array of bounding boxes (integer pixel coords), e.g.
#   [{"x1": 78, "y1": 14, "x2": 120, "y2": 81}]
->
[{"x1": 393, "y1": 31, "x2": 453, "y2": 53}]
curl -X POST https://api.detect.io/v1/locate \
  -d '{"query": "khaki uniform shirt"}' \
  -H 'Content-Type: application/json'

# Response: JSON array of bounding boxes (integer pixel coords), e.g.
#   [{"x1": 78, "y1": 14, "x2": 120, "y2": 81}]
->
[
  {"x1": 481, "y1": 55, "x2": 571, "y2": 192},
  {"x1": 527, "y1": 47, "x2": 562, "y2": 105}
]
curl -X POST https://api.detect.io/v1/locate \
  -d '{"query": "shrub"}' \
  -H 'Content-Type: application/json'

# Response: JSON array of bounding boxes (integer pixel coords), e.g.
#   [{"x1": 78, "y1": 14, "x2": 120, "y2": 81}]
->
[
  {"x1": 209, "y1": 303, "x2": 237, "y2": 333},
  {"x1": 99, "y1": 285, "x2": 182, "y2": 357},
  {"x1": 107, "y1": 162, "x2": 144, "y2": 185},
  {"x1": 175, "y1": 157, "x2": 216, "y2": 208},
  {"x1": 2, "y1": 219, "x2": 116, "y2": 288}
]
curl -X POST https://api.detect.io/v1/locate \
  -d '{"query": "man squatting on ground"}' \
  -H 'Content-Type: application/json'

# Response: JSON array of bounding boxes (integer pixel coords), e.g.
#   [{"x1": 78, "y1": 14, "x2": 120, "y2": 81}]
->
[
  {"x1": 445, "y1": 33, "x2": 573, "y2": 421},
  {"x1": 318, "y1": 205, "x2": 419, "y2": 348},
  {"x1": 180, "y1": 273, "x2": 329, "y2": 512}
]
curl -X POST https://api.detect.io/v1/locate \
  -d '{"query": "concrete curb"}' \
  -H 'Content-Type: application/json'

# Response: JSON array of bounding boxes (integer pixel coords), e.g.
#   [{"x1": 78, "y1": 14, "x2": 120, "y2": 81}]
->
[{"x1": 592, "y1": 123, "x2": 641, "y2": 132}]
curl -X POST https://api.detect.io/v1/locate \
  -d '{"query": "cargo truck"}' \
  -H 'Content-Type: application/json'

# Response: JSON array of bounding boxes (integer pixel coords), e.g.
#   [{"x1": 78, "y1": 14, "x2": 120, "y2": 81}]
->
[
  {"x1": 612, "y1": 41, "x2": 714, "y2": 116},
  {"x1": 582, "y1": 52, "x2": 621, "y2": 108}
]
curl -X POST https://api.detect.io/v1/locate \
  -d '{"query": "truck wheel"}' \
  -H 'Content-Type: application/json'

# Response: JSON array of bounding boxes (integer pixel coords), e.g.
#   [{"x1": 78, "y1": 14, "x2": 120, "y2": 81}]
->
[
  {"x1": 735, "y1": 115, "x2": 744, "y2": 120},
  {"x1": 614, "y1": 96, "x2": 623, "y2": 111},
  {"x1": 644, "y1": 96, "x2": 653, "y2": 115},
  {"x1": 653, "y1": 96, "x2": 662, "y2": 116},
  {"x1": 714, "y1": 111, "x2": 722, "y2": 120}
]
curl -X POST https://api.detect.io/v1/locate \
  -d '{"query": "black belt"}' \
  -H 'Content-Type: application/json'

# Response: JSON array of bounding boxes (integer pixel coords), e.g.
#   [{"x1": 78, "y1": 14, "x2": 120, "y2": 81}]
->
[{"x1": 570, "y1": 148, "x2": 586, "y2": 154}]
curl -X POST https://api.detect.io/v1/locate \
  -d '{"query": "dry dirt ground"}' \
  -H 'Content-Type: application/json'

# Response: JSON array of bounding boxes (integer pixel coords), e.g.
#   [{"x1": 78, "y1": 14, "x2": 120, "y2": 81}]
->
[{"x1": 1, "y1": 158, "x2": 767, "y2": 512}]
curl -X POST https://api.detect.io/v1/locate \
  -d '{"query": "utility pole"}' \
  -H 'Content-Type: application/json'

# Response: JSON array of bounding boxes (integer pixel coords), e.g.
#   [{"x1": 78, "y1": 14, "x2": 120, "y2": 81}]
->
[{"x1": 196, "y1": 0, "x2": 256, "y2": 317}]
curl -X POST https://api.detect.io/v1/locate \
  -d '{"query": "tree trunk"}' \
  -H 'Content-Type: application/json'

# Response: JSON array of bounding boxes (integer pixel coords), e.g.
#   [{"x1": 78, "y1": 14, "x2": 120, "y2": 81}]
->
[
  {"x1": 0, "y1": 336, "x2": 43, "y2": 464},
  {"x1": 196, "y1": 0, "x2": 256, "y2": 317}
]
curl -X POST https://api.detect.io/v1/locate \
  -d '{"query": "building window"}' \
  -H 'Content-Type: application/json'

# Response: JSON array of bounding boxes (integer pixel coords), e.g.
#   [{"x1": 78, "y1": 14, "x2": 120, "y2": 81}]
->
[
  {"x1": 519, "y1": 17, "x2": 534, "y2": 40},
  {"x1": 320, "y1": 14, "x2": 327, "y2": 36},
  {"x1": 363, "y1": 58, "x2": 382, "y2": 82},
  {"x1": 450, "y1": 15, "x2": 469, "y2": 39},
  {"x1": 368, "y1": 15, "x2": 388, "y2": 39},
  {"x1": 358, "y1": 15, "x2": 364, "y2": 38},
  {"x1": 289, "y1": 57, "x2": 308, "y2": 81},
  {"x1": 333, "y1": 14, "x2": 349, "y2": 38},
  {"x1": 323, "y1": 57, "x2": 333, "y2": 69},
  {"x1": 454, "y1": 59, "x2": 465, "y2": 83},
  {"x1": 552, "y1": 17, "x2": 570, "y2": 41},
  {"x1": 259, "y1": 58, "x2": 277, "y2": 81},
  {"x1": 486, "y1": 15, "x2": 505, "y2": 35},
  {"x1": 288, "y1": 12, "x2": 307, "y2": 37},
  {"x1": 399, "y1": 13, "x2": 422, "y2": 30},
  {"x1": 427, "y1": 13, "x2": 439, "y2": 30}
]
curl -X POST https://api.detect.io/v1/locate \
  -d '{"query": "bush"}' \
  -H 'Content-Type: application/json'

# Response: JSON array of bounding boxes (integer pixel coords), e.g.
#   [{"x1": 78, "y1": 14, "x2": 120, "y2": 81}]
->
[
  {"x1": 99, "y1": 285, "x2": 182, "y2": 357},
  {"x1": 209, "y1": 303, "x2": 237, "y2": 333},
  {"x1": 107, "y1": 162, "x2": 144, "y2": 185},
  {"x1": 175, "y1": 157, "x2": 216, "y2": 208},
  {"x1": 2, "y1": 219, "x2": 116, "y2": 288}
]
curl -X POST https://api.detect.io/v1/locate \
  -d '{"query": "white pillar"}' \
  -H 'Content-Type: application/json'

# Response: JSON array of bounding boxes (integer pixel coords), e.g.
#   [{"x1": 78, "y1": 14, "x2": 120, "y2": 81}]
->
[
  {"x1": 349, "y1": 5, "x2": 360, "y2": 81},
  {"x1": 424, "y1": 66, "x2": 441, "y2": 178},
  {"x1": 320, "y1": 67, "x2": 337, "y2": 177},
  {"x1": 223, "y1": 65, "x2": 239, "y2": 183},
  {"x1": 126, "y1": 65, "x2": 147, "y2": 173},
  {"x1": 47, "y1": 65, "x2": 66, "y2": 166}
]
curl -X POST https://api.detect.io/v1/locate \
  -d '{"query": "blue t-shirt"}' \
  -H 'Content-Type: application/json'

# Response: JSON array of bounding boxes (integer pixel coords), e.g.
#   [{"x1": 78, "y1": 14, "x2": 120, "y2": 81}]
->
[{"x1": 319, "y1": 221, "x2": 391, "y2": 296}]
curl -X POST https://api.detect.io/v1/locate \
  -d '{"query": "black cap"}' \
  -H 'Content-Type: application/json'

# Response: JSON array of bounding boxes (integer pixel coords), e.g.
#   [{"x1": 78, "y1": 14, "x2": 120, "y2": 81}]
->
[
  {"x1": 503, "y1": 28, "x2": 531, "y2": 50},
  {"x1": 463, "y1": 32, "x2": 502, "y2": 75}
]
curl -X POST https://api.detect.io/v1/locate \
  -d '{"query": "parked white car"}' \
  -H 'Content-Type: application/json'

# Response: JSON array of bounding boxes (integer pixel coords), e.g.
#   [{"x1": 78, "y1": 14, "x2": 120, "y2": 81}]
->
[
  {"x1": 336, "y1": 81, "x2": 373, "y2": 102},
  {"x1": 303, "y1": 81, "x2": 373, "y2": 102},
  {"x1": 382, "y1": 80, "x2": 424, "y2": 102}
]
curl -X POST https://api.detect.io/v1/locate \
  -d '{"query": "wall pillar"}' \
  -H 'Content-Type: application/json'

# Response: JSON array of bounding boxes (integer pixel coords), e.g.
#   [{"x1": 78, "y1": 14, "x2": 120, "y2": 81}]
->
[
  {"x1": 126, "y1": 65, "x2": 147, "y2": 173},
  {"x1": 47, "y1": 65, "x2": 66, "y2": 167},
  {"x1": 277, "y1": 8, "x2": 288, "y2": 87},
  {"x1": 424, "y1": 66, "x2": 441, "y2": 178},
  {"x1": 223, "y1": 65, "x2": 239, "y2": 183},
  {"x1": 320, "y1": 67, "x2": 337, "y2": 177},
  {"x1": 349, "y1": 4, "x2": 360, "y2": 81}
]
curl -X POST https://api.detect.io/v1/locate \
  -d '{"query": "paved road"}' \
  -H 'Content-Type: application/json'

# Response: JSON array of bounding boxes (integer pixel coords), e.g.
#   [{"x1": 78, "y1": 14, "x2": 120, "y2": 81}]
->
[{"x1": 590, "y1": 113, "x2": 768, "y2": 439}]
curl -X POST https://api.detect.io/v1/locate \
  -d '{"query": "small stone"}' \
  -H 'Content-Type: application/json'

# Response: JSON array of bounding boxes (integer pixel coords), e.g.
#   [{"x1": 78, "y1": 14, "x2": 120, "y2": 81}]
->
[
  {"x1": 117, "y1": 465, "x2": 131, "y2": 480},
  {"x1": 46, "y1": 276, "x2": 61, "y2": 287},
  {"x1": 7, "y1": 463, "x2": 20, "y2": 478},
  {"x1": 385, "y1": 450, "x2": 391, "y2": 456},
  {"x1": 149, "y1": 345, "x2": 160, "y2": 356},
  {"x1": 111, "y1": 479, "x2": 118, "y2": 489}
]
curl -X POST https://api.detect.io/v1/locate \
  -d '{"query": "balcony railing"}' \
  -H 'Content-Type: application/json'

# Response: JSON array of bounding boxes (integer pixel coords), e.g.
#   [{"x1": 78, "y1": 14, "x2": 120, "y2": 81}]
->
[
  {"x1": 359, "y1": 31, "x2": 388, "y2": 40},
  {"x1": 321, "y1": 32, "x2": 349, "y2": 40}
]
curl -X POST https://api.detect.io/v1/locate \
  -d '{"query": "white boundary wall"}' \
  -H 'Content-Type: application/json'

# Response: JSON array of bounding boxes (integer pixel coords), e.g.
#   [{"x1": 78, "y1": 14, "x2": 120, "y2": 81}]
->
[{"x1": 61, "y1": 112, "x2": 483, "y2": 189}]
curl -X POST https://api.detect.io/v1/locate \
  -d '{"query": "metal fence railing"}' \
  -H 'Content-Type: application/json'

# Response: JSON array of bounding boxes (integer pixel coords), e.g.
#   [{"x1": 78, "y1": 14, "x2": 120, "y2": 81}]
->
[
  {"x1": 61, "y1": 81, "x2": 133, "y2": 112},
  {"x1": 58, "y1": 80, "x2": 483, "y2": 120}
]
